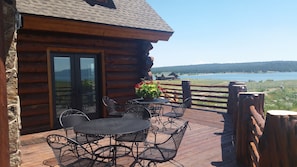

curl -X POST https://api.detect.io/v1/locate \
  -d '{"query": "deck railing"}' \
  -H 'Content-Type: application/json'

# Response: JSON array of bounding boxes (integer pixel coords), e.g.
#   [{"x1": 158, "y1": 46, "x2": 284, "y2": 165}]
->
[
  {"x1": 235, "y1": 92, "x2": 265, "y2": 167},
  {"x1": 160, "y1": 80, "x2": 297, "y2": 167},
  {"x1": 159, "y1": 81, "x2": 229, "y2": 111},
  {"x1": 232, "y1": 91, "x2": 297, "y2": 167}
]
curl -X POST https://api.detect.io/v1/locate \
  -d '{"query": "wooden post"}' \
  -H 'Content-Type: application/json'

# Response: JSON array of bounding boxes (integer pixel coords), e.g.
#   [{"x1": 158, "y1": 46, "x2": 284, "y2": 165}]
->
[
  {"x1": 227, "y1": 81, "x2": 246, "y2": 115},
  {"x1": 182, "y1": 80, "x2": 191, "y2": 108},
  {"x1": 0, "y1": 0, "x2": 10, "y2": 166},
  {"x1": 259, "y1": 110, "x2": 297, "y2": 167},
  {"x1": 236, "y1": 92, "x2": 264, "y2": 166},
  {"x1": 227, "y1": 82, "x2": 247, "y2": 135}
]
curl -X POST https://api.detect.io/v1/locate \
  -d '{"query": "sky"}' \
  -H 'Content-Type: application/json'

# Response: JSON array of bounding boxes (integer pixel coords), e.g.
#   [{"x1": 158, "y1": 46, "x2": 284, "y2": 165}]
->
[{"x1": 146, "y1": 0, "x2": 297, "y2": 67}]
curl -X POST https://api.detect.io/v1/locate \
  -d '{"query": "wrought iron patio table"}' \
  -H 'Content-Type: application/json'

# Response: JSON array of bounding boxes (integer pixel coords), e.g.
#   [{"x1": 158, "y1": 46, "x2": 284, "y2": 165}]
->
[{"x1": 74, "y1": 118, "x2": 151, "y2": 166}]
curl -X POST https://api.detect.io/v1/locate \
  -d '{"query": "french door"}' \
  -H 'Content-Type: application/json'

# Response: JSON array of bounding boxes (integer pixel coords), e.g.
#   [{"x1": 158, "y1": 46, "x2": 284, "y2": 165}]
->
[{"x1": 51, "y1": 52, "x2": 101, "y2": 127}]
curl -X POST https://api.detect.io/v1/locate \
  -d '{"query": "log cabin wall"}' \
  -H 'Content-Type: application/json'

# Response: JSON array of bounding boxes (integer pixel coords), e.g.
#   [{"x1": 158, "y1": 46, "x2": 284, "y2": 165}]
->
[{"x1": 17, "y1": 29, "x2": 149, "y2": 134}]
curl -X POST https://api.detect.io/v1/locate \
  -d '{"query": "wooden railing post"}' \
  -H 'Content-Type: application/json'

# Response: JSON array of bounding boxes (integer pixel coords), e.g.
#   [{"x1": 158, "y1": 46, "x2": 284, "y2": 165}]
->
[
  {"x1": 227, "y1": 82, "x2": 247, "y2": 135},
  {"x1": 182, "y1": 80, "x2": 192, "y2": 108},
  {"x1": 236, "y1": 92, "x2": 264, "y2": 166},
  {"x1": 259, "y1": 110, "x2": 297, "y2": 167},
  {"x1": 227, "y1": 81, "x2": 246, "y2": 115},
  {"x1": 253, "y1": 92, "x2": 265, "y2": 116}
]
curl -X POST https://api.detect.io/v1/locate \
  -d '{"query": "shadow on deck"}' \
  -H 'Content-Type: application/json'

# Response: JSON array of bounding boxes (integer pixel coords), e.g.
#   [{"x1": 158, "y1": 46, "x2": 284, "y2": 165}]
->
[{"x1": 20, "y1": 107, "x2": 239, "y2": 167}]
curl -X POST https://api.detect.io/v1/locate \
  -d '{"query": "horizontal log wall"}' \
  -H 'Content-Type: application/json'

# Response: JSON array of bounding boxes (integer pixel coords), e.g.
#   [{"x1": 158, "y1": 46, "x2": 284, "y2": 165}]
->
[{"x1": 17, "y1": 29, "x2": 145, "y2": 134}]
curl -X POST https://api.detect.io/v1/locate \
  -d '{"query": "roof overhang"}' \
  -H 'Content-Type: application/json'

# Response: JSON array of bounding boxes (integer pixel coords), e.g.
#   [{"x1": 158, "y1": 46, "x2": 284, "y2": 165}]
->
[{"x1": 20, "y1": 14, "x2": 173, "y2": 42}]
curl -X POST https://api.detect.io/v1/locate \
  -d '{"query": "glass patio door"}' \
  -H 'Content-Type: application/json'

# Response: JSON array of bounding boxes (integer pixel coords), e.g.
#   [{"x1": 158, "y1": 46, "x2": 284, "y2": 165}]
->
[{"x1": 51, "y1": 52, "x2": 100, "y2": 127}]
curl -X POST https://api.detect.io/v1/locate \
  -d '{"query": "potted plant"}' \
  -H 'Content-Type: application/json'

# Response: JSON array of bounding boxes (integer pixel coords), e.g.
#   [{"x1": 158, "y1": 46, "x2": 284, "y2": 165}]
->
[{"x1": 135, "y1": 80, "x2": 163, "y2": 100}]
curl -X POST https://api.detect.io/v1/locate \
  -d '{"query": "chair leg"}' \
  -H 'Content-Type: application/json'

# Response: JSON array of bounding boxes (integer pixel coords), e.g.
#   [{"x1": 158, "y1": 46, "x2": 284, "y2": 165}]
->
[
  {"x1": 155, "y1": 115, "x2": 163, "y2": 125},
  {"x1": 148, "y1": 161, "x2": 158, "y2": 167},
  {"x1": 131, "y1": 142, "x2": 140, "y2": 161},
  {"x1": 162, "y1": 117, "x2": 179, "y2": 129},
  {"x1": 169, "y1": 159, "x2": 184, "y2": 167},
  {"x1": 130, "y1": 158, "x2": 145, "y2": 167},
  {"x1": 150, "y1": 115, "x2": 162, "y2": 125}
]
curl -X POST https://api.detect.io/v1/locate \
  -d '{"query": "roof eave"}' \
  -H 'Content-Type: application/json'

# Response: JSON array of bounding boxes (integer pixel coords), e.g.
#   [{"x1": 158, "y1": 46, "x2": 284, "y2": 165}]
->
[{"x1": 20, "y1": 14, "x2": 173, "y2": 42}]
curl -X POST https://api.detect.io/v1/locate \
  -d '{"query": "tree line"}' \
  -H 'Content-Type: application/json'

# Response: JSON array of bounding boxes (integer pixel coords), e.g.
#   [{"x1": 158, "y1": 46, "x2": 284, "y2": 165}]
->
[{"x1": 152, "y1": 61, "x2": 297, "y2": 74}]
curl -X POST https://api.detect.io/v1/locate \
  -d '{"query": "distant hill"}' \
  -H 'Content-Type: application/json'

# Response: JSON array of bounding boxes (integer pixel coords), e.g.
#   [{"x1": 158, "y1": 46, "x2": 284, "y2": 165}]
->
[{"x1": 151, "y1": 61, "x2": 297, "y2": 74}]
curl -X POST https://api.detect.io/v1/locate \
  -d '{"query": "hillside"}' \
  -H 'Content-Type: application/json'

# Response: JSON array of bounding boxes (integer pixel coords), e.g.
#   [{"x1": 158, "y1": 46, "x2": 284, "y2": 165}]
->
[{"x1": 151, "y1": 61, "x2": 297, "y2": 74}]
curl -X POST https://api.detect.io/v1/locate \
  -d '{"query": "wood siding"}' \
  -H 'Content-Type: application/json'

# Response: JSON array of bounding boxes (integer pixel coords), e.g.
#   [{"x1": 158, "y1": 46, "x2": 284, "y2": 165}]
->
[{"x1": 18, "y1": 29, "x2": 149, "y2": 134}]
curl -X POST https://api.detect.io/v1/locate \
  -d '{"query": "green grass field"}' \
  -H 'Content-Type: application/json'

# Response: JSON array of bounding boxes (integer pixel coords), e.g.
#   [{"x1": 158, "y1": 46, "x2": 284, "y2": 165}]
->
[{"x1": 246, "y1": 80, "x2": 297, "y2": 112}]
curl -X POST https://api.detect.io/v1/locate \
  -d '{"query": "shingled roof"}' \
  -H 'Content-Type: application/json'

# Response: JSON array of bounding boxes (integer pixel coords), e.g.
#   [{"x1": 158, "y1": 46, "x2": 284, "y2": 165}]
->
[{"x1": 16, "y1": 0, "x2": 173, "y2": 34}]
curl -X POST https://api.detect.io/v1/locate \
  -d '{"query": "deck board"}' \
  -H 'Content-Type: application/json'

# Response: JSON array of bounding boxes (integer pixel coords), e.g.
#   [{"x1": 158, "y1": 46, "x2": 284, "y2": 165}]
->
[{"x1": 20, "y1": 107, "x2": 239, "y2": 167}]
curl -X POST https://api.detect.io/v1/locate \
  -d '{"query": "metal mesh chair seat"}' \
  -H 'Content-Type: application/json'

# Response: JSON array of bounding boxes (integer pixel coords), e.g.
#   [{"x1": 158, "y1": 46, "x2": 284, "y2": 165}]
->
[
  {"x1": 162, "y1": 98, "x2": 191, "y2": 127},
  {"x1": 132, "y1": 121, "x2": 189, "y2": 167},
  {"x1": 138, "y1": 147, "x2": 176, "y2": 162},
  {"x1": 162, "y1": 112, "x2": 183, "y2": 118}
]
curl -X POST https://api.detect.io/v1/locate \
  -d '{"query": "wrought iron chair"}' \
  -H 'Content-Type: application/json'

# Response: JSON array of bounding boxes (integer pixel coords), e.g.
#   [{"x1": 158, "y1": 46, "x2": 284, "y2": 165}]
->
[
  {"x1": 128, "y1": 98, "x2": 163, "y2": 124},
  {"x1": 102, "y1": 96, "x2": 124, "y2": 117},
  {"x1": 162, "y1": 97, "x2": 191, "y2": 128},
  {"x1": 45, "y1": 134, "x2": 97, "y2": 167},
  {"x1": 147, "y1": 103, "x2": 164, "y2": 124},
  {"x1": 59, "y1": 108, "x2": 104, "y2": 145},
  {"x1": 122, "y1": 104, "x2": 152, "y2": 120},
  {"x1": 131, "y1": 121, "x2": 189, "y2": 167},
  {"x1": 115, "y1": 105, "x2": 151, "y2": 159}
]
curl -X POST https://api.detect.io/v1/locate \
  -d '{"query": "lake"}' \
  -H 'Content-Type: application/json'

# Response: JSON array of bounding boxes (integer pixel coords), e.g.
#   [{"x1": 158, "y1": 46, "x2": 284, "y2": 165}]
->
[{"x1": 179, "y1": 72, "x2": 297, "y2": 82}]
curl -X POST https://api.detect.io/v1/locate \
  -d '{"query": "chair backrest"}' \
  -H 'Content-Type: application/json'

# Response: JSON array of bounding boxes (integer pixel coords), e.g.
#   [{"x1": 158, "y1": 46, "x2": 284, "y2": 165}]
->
[
  {"x1": 102, "y1": 96, "x2": 118, "y2": 113},
  {"x1": 157, "y1": 121, "x2": 189, "y2": 157},
  {"x1": 46, "y1": 134, "x2": 81, "y2": 166},
  {"x1": 59, "y1": 109, "x2": 90, "y2": 137},
  {"x1": 116, "y1": 125, "x2": 150, "y2": 143},
  {"x1": 122, "y1": 104, "x2": 151, "y2": 120},
  {"x1": 148, "y1": 103, "x2": 163, "y2": 116},
  {"x1": 183, "y1": 97, "x2": 192, "y2": 108},
  {"x1": 172, "y1": 97, "x2": 192, "y2": 117}
]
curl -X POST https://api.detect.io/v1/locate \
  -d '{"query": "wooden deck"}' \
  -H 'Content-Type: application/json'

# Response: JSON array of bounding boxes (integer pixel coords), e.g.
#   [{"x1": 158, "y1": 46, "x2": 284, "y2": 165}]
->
[{"x1": 20, "y1": 107, "x2": 239, "y2": 167}]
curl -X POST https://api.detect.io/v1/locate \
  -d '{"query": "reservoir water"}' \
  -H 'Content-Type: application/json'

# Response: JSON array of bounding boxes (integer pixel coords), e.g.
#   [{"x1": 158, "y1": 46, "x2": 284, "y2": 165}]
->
[{"x1": 179, "y1": 72, "x2": 297, "y2": 82}]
